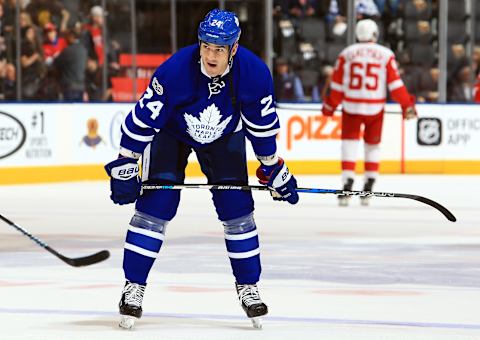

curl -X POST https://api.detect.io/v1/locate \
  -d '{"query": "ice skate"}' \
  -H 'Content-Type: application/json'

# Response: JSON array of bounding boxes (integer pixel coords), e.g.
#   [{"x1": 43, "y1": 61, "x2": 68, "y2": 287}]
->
[
  {"x1": 360, "y1": 178, "x2": 375, "y2": 206},
  {"x1": 235, "y1": 282, "x2": 268, "y2": 329},
  {"x1": 338, "y1": 178, "x2": 354, "y2": 207},
  {"x1": 118, "y1": 281, "x2": 145, "y2": 330}
]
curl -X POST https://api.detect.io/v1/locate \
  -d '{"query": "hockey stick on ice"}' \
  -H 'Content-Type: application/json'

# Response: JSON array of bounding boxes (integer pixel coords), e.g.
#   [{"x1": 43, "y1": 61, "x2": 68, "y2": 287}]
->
[
  {"x1": 141, "y1": 184, "x2": 456, "y2": 222},
  {"x1": 0, "y1": 214, "x2": 110, "y2": 267}
]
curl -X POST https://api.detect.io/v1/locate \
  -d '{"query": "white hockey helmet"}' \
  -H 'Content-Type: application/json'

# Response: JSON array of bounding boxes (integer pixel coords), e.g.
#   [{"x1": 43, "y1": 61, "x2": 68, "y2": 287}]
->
[{"x1": 355, "y1": 19, "x2": 378, "y2": 42}]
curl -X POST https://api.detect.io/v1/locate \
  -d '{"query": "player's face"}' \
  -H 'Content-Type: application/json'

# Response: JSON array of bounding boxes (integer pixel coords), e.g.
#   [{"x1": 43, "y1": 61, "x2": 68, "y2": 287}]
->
[{"x1": 200, "y1": 42, "x2": 238, "y2": 77}]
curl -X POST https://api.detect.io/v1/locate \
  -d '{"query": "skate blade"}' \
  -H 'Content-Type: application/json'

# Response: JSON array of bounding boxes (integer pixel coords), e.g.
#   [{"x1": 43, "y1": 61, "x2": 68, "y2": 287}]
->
[
  {"x1": 338, "y1": 198, "x2": 350, "y2": 207},
  {"x1": 251, "y1": 317, "x2": 263, "y2": 329},
  {"x1": 119, "y1": 315, "x2": 138, "y2": 330}
]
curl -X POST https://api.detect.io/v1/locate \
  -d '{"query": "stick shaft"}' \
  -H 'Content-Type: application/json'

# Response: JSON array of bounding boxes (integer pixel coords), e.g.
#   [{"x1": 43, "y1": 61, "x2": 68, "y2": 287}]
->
[{"x1": 141, "y1": 184, "x2": 456, "y2": 222}]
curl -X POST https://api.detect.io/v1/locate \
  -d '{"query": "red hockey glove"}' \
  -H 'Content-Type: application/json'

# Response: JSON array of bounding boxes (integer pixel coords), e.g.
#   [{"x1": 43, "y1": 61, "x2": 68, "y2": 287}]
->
[{"x1": 321, "y1": 102, "x2": 335, "y2": 117}]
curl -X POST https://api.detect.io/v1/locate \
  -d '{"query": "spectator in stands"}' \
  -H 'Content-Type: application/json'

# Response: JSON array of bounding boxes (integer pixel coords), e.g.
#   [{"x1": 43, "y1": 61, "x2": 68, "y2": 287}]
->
[
  {"x1": 2, "y1": 0, "x2": 16, "y2": 63},
  {"x1": 42, "y1": 23, "x2": 66, "y2": 100},
  {"x1": 19, "y1": 11, "x2": 43, "y2": 52},
  {"x1": 54, "y1": 28, "x2": 87, "y2": 101},
  {"x1": 83, "y1": 6, "x2": 105, "y2": 66},
  {"x1": 26, "y1": 0, "x2": 70, "y2": 33},
  {"x1": 274, "y1": 57, "x2": 305, "y2": 101},
  {"x1": 273, "y1": 0, "x2": 290, "y2": 18},
  {"x1": 397, "y1": 61, "x2": 422, "y2": 100},
  {"x1": 20, "y1": 25, "x2": 46, "y2": 100},
  {"x1": 82, "y1": 5, "x2": 105, "y2": 100},
  {"x1": 356, "y1": 0, "x2": 381, "y2": 20},
  {"x1": 323, "y1": 0, "x2": 347, "y2": 23},
  {"x1": 448, "y1": 44, "x2": 469, "y2": 80},
  {"x1": 42, "y1": 23, "x2": 67, "y2": 65},
  {"x1": 289, "y1": 0, "x2": 317, "y2": 18},
  {"x1": 0, "y1": 61, "x2": 16, "y2": 100},
  {"x1": 418, "y1": 66, "x2": 440, "y2": 103},
  {"x1": 448, "y1": 64, "x2": 473, "y2": 102}
]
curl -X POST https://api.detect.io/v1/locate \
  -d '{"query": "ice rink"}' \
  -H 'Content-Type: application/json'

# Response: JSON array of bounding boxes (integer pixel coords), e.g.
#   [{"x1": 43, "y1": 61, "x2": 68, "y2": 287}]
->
[{"x1": 1, "y1": 175, "x2": 479, "y2": 340}]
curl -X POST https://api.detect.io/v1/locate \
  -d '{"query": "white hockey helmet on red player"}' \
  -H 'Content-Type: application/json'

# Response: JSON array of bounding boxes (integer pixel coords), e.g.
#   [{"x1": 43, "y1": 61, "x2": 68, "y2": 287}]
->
[{"x1": 355, "y1": 19, "x2": 378, "y2": 42}]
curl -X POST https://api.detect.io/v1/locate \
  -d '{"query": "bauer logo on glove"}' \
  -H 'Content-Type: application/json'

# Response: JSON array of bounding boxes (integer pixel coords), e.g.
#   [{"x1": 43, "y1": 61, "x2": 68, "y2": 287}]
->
[{"x1": 113, "y1": 164, "x2": 140, "y2": 180}]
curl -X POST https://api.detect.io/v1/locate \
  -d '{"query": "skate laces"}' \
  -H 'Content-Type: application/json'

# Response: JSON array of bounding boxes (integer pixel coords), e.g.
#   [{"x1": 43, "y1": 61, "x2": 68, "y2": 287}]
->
[
  {"x1": 124, "y1": 282, "x2": 145, "y2": 307},
  {"x1": 237, "y1": 284, "x2": 262, "y2": 307}
]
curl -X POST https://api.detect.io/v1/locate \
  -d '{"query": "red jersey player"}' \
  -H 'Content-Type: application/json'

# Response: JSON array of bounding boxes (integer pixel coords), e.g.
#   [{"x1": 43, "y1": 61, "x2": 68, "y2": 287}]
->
[{"x1": 322, "y1": 19, "x2": 417, "y2": 206}]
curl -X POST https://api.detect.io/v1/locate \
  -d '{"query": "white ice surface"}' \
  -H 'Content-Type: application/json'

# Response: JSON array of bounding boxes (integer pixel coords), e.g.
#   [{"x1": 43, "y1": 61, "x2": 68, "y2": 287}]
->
[{"x1": 0, "y1": 175, "x2": 479, "y2": 340}]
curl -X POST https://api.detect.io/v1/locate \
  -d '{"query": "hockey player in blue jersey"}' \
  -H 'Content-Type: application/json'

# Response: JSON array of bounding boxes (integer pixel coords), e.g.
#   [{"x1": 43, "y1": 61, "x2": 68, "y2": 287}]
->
[{"x1": 104, "y1": 8, "x2": 299, "y2": 329}]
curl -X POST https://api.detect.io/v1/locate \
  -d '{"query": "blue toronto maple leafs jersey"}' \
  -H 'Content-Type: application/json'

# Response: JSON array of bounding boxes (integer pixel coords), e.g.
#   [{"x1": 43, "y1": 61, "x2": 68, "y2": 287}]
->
[{"x1": 119, "y1": 44, "x2": 280, "y2": 157}]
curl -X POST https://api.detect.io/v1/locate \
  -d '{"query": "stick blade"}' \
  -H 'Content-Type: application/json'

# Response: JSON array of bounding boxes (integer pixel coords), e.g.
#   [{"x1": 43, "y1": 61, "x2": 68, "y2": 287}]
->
[
  {"x1": 55, "y1": 250, "x2": 111, "y2": 267},
  {"x1": 394, "y1": 194, "x2": 457, "y2": 222}
]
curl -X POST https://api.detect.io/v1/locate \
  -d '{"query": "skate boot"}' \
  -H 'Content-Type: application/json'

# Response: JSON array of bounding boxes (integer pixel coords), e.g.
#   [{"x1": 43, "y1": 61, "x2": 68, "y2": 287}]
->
[
  {"x1": 118, "y1": 280, "x2": 146, "y2": 329},
  {"x1": 338, "y1": 178, "x2": 354, "y2": 207},
  {"x1": 360, "y1": 178, "x2": 375, "y2": 206},
  {"x1": 235, "y1": 282, "x2": 268, "y2": 329}
]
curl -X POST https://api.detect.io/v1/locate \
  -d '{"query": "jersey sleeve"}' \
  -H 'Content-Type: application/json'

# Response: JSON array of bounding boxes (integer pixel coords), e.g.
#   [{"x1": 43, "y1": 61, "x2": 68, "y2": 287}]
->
[
  {"x1": 120, "y1": 67, "x2": 171, "y2": 154},
  {"x1": 323, "y1": 55, "x2": 345, "y2": 111},
  {"x1": 386, "y1": 56, "x2": 414, "y2": 108},
  {"x1": 240, "y1": 64, "x2": 280, "y2": 157}
]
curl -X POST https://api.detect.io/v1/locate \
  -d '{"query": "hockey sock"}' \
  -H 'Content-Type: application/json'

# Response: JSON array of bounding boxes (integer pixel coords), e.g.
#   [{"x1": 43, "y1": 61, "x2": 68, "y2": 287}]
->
[
  {"x1": 223, "y1": 213, "x2": 261, "y2": 284},
  {"x1": 123, "y1": 212, "x2": 168, "y2": 285}
]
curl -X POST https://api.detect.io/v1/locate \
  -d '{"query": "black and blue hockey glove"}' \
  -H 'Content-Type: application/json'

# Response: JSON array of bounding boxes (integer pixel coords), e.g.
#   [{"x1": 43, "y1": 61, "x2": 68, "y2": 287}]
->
[
  {"x1": 256, "y1": 158, "x2": 299, "y2": 205},
  {"x1": 104, "y1": 157, "x2": 141, "y2": 205}
]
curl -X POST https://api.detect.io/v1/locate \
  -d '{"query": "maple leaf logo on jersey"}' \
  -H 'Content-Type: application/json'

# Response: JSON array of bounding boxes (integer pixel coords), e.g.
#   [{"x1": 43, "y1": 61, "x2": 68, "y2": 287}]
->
[{"x1": 184, "y1": 104, "x2": 232, "y2": 144}]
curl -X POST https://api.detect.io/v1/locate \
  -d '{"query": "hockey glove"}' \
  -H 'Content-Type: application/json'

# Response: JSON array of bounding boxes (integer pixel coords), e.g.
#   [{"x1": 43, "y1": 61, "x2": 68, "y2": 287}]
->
[
  {"x1": 402, "y1": 95, "x2": 417, "y2": 120},
  {"x1": 104, "y1": 157, "x2": 141, "y2": 205},
  {"x1": 321, "y1": 102, "x2": 335, "y2": 117},
  {"x1": 256, "y1": 158, "x2": 299, "y2": 205}
]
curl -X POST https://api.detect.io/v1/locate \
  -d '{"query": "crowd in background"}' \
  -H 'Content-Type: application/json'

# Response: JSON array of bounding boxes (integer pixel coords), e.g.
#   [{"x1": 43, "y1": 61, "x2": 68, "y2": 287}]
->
[
  {"x1": 0, "y1": 0, "x2": 478, "y2": 103},
  {"x1": 273, "y1": 0, "x2": 480, "y2": 103},
  {"x1": 0, "y1": 0, "x2": 121, "y2": 101}
]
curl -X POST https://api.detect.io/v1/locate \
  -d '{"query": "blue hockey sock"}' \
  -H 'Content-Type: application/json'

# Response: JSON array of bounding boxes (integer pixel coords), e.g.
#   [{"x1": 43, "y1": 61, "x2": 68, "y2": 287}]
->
[
  {"x1": 123, "y1": 212, "x2": 168, "y2": 285},
  {"x1": 223, "y1": 213, "x2": 261, "y2": 284}
]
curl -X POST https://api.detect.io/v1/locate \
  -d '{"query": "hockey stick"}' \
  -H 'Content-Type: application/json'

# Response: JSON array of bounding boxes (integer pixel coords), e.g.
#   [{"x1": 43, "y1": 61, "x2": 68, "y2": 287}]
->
[
  {"x1": 0, "y1": 214, "x2": 110, "y2": 267},
  {"x1": 142, "y1": 184, "x2": 456, "y2": 222}
]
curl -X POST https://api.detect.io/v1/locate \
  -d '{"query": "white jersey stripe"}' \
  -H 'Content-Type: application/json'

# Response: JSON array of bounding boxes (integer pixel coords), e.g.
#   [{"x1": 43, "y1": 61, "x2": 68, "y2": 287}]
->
[
  {"x1": 241, "y1": 113, "x2": 279, "y2": 130},
  {"x1": 228, "y1": 248, "x2": 260, "y2": 259},
  {"x1": 224, "y1": 229, "x2": 258, "y2": 241},
  {"x1": 122, "y1": 119, "x2": 154, "y2": 142},
  {"x1": 246, "y1": 127, "x2": 280, "y2": 138},
  {"x1": 131, "y1": 107, "x2": 151, "y2": 129},
  {"x1": 124, "y1": 243, "x2": 159, "y2": 258},
  {"x1": 128, "y1": 225, "x2": 165, "y2": 241},
  {"x1": 388, "y1": 79, "x2": 404, "y2": 91},
  {"x1": 330, "y1": 81, "x2": 343, "y2": 92}
]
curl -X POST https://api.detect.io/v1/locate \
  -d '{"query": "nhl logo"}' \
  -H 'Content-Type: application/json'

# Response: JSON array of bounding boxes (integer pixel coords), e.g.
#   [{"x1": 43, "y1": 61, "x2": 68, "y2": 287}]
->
[
  {"x1": 152, "y1": 77, "x2": 163, "y2": 95},
  {"x1": 417, "y1": 117, "x2": 442, "y2": 146}
]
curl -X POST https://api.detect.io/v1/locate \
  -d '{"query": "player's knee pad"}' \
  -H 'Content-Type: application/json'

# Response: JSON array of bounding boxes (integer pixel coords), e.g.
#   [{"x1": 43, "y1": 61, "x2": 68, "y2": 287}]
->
[
  {"x1": 222, "y1": 212, "x2": 256, "y2": 235},
  {"x1": 130, "y1": 210, "x2": 169, "y2": 235}
]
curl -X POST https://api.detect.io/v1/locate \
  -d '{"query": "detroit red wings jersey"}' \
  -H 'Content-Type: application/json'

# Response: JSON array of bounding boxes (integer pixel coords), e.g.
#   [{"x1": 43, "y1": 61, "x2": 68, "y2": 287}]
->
[{"x1": 325, "y1": 42, "x2": 412, "y2": 115}]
